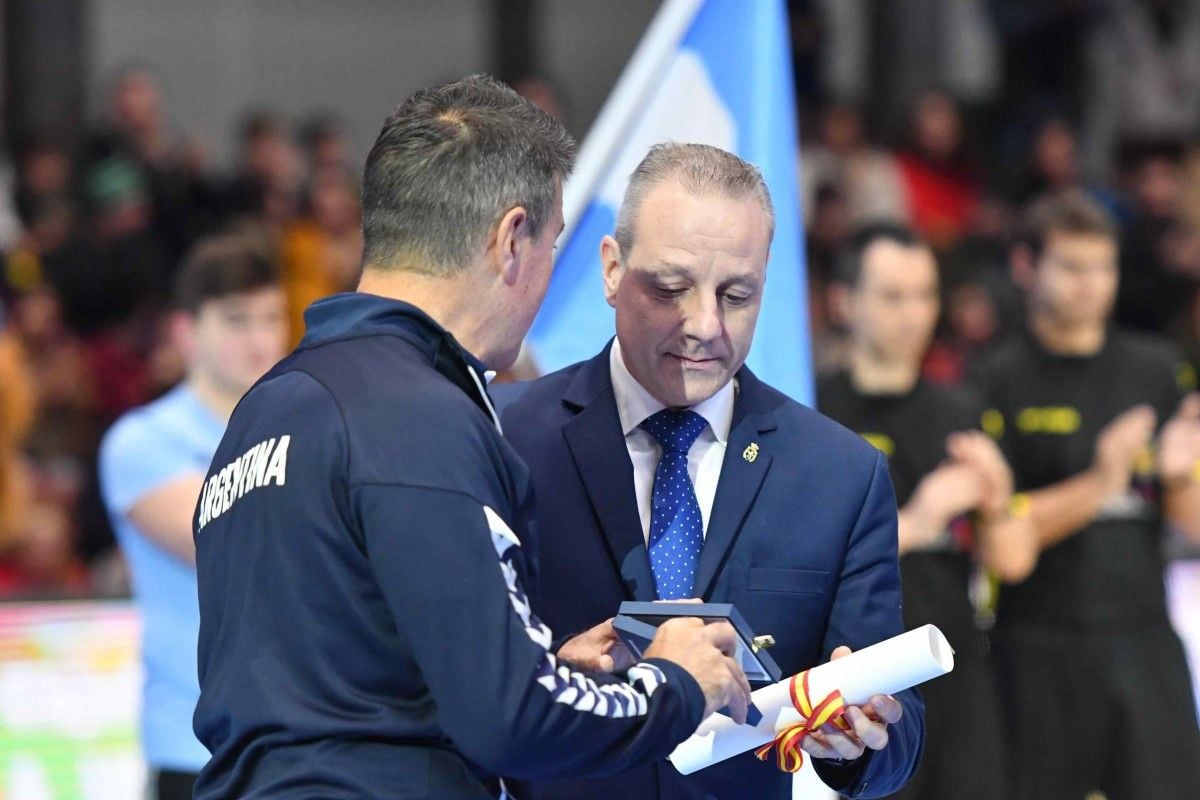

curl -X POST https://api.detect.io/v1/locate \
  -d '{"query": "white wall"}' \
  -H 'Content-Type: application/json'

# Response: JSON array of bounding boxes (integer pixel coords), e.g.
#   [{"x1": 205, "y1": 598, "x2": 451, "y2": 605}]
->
[
  {"x1": 88, "y1": 0, "x2": 491, "y2": 167},
  {"x1": 87, "y1": 0, "x2": 661, "y2": 169}
]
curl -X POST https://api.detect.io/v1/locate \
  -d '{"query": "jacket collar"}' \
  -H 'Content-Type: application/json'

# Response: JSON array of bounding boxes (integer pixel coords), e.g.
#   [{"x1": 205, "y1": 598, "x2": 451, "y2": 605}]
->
[{"x1": 300, "y1": 292, "x2": 498, "y2": 426}]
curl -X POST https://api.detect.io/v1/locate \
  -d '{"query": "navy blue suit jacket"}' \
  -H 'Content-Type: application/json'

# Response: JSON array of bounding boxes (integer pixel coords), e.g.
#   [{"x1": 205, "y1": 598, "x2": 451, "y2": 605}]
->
[{"x1": 495, "y1": 344, "x2": 924, "y2": 800}]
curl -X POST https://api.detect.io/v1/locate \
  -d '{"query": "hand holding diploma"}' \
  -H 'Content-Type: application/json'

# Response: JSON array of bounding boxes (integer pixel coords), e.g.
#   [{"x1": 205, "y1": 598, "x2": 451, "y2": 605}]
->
[
  {"x1": 670, "y1": 625, "x2": 954, "y2": 775},
  {"x1": 791, "y1": 646, "x2": 903, "y2": 761}
]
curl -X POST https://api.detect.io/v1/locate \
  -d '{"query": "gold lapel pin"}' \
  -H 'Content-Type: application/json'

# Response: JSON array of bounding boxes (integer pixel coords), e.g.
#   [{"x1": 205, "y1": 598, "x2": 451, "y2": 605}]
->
[{"x1": 742, "y1": 442, "x2": 760, "y2": 463}]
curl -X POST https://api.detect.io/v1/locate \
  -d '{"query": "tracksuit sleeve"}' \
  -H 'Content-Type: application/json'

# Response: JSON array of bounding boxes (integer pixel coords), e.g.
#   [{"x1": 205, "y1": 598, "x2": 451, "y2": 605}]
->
[
  {"x1": 813, "y1": 450, "x2": 926, "y2": 798},
  {"x1": 354, "y1": 482, "x2": 707, "y2": 780}
]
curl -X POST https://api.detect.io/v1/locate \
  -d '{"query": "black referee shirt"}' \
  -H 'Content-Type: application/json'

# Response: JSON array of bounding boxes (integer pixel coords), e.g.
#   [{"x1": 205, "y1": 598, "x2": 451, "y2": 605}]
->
[
  {"x1": 970, "y1": 328, "x2": 1192, "y2": 629},
  {"x1": 817, "y1": 372, "x2": 984, "y2": 647}
]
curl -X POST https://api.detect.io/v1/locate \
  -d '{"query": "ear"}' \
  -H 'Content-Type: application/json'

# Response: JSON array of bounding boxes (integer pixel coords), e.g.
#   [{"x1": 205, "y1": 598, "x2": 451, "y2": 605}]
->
[
  {"x1": 827, "y1": 281, "x2": 853, "y2": 327},
  {"x1": 169, "y1": 310, "x2": 198, "y2": 362},
  {"x1": 491, "y1": 205, "x2": 530, "y2": 287},
  {"x1": 601, "y1": 235, "x2": 623, "y2": 309},
  {"x1": 1010, "y1": 243, "x2": 1036, "y2": 291}
]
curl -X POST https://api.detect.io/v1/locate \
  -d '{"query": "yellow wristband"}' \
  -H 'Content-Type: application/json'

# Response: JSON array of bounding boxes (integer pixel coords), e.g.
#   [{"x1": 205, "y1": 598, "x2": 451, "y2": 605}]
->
[{"x1": 1008, "y1": 492, "x2": 1032, "y2": 520}]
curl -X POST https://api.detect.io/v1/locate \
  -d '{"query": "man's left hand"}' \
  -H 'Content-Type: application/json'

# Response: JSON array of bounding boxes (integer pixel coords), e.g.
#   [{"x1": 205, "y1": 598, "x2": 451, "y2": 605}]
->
[
  {"x1": 1158, "y1": 393, "x2": 1200, "y2": 485},
  {"x1": 798, "y1": 646, "x2": 903, "y2": 761},
  {"x1": 556, "y1": 618, "x2": 636, "y2": 673}
]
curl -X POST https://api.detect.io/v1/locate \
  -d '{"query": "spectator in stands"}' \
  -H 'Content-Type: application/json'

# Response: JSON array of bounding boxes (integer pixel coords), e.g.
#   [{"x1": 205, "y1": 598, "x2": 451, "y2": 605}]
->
[
  {"x1": 923, "y1": 273, "x2": 1004, "y2": 387},
  {"x1": 1115, "y1": 139, "x2": 1200, "y2": 337},
  {"x1": 1083, "y1": 0, "x2": 1200, "y2": 181},
  {"x1": 4, "y1": 136, "x2": 75, "y2": 310},
  {"x1": 1017, "y1": 118, "x2": 1082, "y2": 203},
  {"x1": 807, "y1": 182, "x2": 855, "y2": 375},
  {"x1": 90, "y1": 63, "x2": 220, "y2": 260},
  {"x1": 222, "y1": 111, "x2": 303, "y2": 232},
  {"x1": 0, "y1": 307, "x2": 34, "y2": 549},
  {"x1": 0, "y1": 301, "x2": 91, "y2": 598},
  {"x1": 99, "y1": 235, "x2": 286, "y2": 800},
  {"x1": 801, "y1": 102, "x2": 906, "y2": 228},
  {"x1": 896, "y1": 89, "x2": 982, "y2": 251},
  {"x1": 298, "y1": 113, "x2": 353, "y2": 176},
  {"x1": 278, "y1": 167, "x2": 362, "y2": 346}
]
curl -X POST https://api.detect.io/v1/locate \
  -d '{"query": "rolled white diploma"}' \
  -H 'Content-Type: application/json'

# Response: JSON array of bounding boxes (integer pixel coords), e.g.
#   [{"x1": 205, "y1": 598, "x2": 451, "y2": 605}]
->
[{"x1": 669, "y1": 624, "x2": 955, "y2": 775}]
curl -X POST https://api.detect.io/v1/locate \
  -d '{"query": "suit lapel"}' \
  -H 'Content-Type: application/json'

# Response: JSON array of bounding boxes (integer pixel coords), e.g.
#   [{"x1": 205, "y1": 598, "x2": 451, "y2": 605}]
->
[
  {"x1": 561, "y1": 346, "x2": 657, "y2": 601},
  {"x1": 692, "y1": 369, "x2": 779, "y2": 599}
]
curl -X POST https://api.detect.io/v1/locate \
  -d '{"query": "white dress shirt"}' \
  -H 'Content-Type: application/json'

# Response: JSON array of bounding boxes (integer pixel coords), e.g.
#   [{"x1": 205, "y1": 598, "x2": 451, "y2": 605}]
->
[{"x1": 609, "y1": 338, "x2": 735, "y2": 543}]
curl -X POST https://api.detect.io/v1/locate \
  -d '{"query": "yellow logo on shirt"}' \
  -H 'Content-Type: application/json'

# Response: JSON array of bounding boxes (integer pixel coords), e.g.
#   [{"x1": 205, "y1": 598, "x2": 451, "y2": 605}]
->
[
  {"x1": 860, "y1": 433, "x2": 895, "y2": 457},
  {"x1": 981, "y1": 409, "x2": 1005, "y2": 439},
  {"x1": 1177, "y1": 362, "x2": 1197, "y2": 392},
  {"x1": 743, "y1": 442, "x2": 760, "y2": 463},
  {"x1": 1015, "y1": 406, "x2": 1081, "y2": 435}
]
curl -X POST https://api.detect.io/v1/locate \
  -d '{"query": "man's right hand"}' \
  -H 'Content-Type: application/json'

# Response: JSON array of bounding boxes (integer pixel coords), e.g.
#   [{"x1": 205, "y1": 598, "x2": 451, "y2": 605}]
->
[
  {"x1": 902, "y1": 461, "x2": 986, "y2": 550},
  {"x1": 643, "y1": 618, "x2": 752, "y2": 724}
]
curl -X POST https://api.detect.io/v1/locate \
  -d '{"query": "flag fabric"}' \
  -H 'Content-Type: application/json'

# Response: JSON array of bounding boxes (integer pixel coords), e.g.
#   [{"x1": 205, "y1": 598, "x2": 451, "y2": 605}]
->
[{"x1": 527, "y1": 0, "x2": 813, "y2": 404}]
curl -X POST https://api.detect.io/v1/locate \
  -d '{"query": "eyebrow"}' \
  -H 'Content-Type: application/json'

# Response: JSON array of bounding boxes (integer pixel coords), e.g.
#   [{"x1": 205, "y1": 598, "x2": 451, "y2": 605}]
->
[
  {"x1": 637, "y1": 263, "x2": 761, "y2": 286},
  {"x1": 642, "y1": 262, "x2": 694, "y2": 278}
]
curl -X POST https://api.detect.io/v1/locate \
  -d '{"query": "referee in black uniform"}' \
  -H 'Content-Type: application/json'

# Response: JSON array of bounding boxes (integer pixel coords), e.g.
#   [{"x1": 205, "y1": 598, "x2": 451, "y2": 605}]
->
[
  {"x1": 972, "y1": 191, "x2": 1200, "y2": 800},
  {"x1": 817, "y1": 224, "x2": 1037, "y2": 800}
]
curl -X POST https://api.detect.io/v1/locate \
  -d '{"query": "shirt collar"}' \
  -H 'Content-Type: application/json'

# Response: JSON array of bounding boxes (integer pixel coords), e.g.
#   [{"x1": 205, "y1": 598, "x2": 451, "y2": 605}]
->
[{"x1": 609, "y1": 337, "x2": 735, "y2": 444}]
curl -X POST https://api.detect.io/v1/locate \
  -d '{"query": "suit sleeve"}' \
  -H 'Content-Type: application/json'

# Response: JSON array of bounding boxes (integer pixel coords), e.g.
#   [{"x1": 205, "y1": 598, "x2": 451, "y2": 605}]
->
[
  {"x1": 812, "y1": 449, "x2": 925, "y2": 798},
  {"x1": 354, "y1": 482, "x2": 707, "y2": 780}
]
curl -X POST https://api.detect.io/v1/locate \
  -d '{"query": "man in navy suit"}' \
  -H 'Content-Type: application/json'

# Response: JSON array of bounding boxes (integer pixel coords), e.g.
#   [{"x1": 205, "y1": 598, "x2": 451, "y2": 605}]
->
[{"x1": 498, "y1": 143, "x2": 924, "y2": 800}]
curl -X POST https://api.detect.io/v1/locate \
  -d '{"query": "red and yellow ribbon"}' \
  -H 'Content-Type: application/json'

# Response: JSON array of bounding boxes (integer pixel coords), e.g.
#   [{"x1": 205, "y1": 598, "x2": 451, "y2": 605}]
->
[{"x1": 754, "y1": 670, "x2": 852, "y2": 773}]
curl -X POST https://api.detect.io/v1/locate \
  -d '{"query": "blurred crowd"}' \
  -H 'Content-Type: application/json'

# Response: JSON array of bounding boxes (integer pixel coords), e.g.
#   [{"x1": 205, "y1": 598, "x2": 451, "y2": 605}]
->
[
  {"x1": 3, "y1": 0, "x2": 1200, "y2": 597},
  {"x1": 799, "y1": 2, "x2": 1200, "y2": 396},
  {"x1": 0, "y1": 64, "x2": 363, "y2": 597}
]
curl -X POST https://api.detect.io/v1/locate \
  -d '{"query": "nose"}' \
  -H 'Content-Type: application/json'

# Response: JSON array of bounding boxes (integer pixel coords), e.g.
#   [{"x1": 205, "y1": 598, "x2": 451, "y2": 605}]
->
[{"x1": 681, "y1": 292, "x2": 723, "y2": 343}]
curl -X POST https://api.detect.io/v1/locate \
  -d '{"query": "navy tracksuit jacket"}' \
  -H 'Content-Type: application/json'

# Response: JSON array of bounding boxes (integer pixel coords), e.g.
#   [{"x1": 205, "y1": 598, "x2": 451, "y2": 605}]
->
[{"x1": 192, "y1": 293, "x2": 706, "y2": 799}]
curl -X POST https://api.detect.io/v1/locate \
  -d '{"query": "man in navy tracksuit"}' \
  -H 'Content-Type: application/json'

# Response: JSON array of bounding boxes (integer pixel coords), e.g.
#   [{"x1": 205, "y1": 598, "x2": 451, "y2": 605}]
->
[{"x1": 192, "y1": 76, "x2": 751, "y2": 799}]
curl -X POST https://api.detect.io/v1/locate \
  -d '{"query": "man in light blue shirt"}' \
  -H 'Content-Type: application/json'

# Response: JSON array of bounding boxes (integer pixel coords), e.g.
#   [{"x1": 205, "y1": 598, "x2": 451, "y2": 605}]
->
[{"x1": 100, "y1": 236, "x2": 287, "y2": 800}]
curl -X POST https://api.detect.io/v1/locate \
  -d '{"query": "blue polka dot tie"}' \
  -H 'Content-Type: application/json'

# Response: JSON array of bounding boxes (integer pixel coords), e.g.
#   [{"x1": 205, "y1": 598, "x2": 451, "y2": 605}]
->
[{"x1": 640, "y1": 408, "x2": 708, "y2": 600}]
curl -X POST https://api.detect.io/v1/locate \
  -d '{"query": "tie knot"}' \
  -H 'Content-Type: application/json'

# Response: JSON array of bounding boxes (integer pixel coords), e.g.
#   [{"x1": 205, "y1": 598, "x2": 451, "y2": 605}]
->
[{"x1": 640, "y1": 409, "x2": 708, "y2": 455}]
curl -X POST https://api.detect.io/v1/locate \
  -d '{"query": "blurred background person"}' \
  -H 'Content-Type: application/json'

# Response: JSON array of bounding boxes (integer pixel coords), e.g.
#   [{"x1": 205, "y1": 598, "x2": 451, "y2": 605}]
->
[
  {"x1": 297, "y1": 113, "x2": 354, "y2": 177},
  {"x1": 818, "y1": 223, "x2": 1036, "y2": 800},
  {"x1": 895, "y1": 89, "x2": 982, "y2": 252},
  {"x1": 278, "y1": 166, "x2": 362, "y2": 347},
  {"x1": 0, "y1": 307, "x2": 36, "y2": 565},
  {"x1": 86, "y1": 63, "x2": 221, "y2": 262},
  {"x1": 972, "y1": 191, "x2": 1200, "y2": 800},
  {"x1": 1115, "y1": 138, "x2": 1200, "y2": 338},
  {"x1": 98, "y1": 236, "x2": 286, "y2": 800},
  {"x1": 220, "y1": 111, "x2": 304, "y2": 234},
  {"x1": 1082, "y1": 0, "x2": 1200, "y2": 182},
  {"x1": 800, "y1": 102, "x2": 906, "y2": 230}
]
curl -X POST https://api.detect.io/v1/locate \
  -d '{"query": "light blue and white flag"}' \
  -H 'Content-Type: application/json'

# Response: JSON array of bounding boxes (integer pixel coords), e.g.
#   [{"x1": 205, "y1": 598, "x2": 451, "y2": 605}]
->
[{"x1": 527, "y1": 0, "x2": 812, "y2": 404}]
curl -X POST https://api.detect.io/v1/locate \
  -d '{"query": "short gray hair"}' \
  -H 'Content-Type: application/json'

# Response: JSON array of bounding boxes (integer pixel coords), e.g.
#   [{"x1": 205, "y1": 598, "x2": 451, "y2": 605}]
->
[
  {"x1": 361, "y1": 74, "x2": 576, "y2": 275},
  {"x1": 613, "y1": 143, "x2": 775, "y2": 262}
]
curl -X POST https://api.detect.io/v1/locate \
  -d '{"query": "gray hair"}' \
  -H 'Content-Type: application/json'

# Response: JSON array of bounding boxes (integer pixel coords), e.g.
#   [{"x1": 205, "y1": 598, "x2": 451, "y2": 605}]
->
[
  {"x1": 613, "y1": 142, "x2": 775, "y2": 262},
  {"x1": 361, "y1": 74, "x2": 576, "y2": 275}
]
